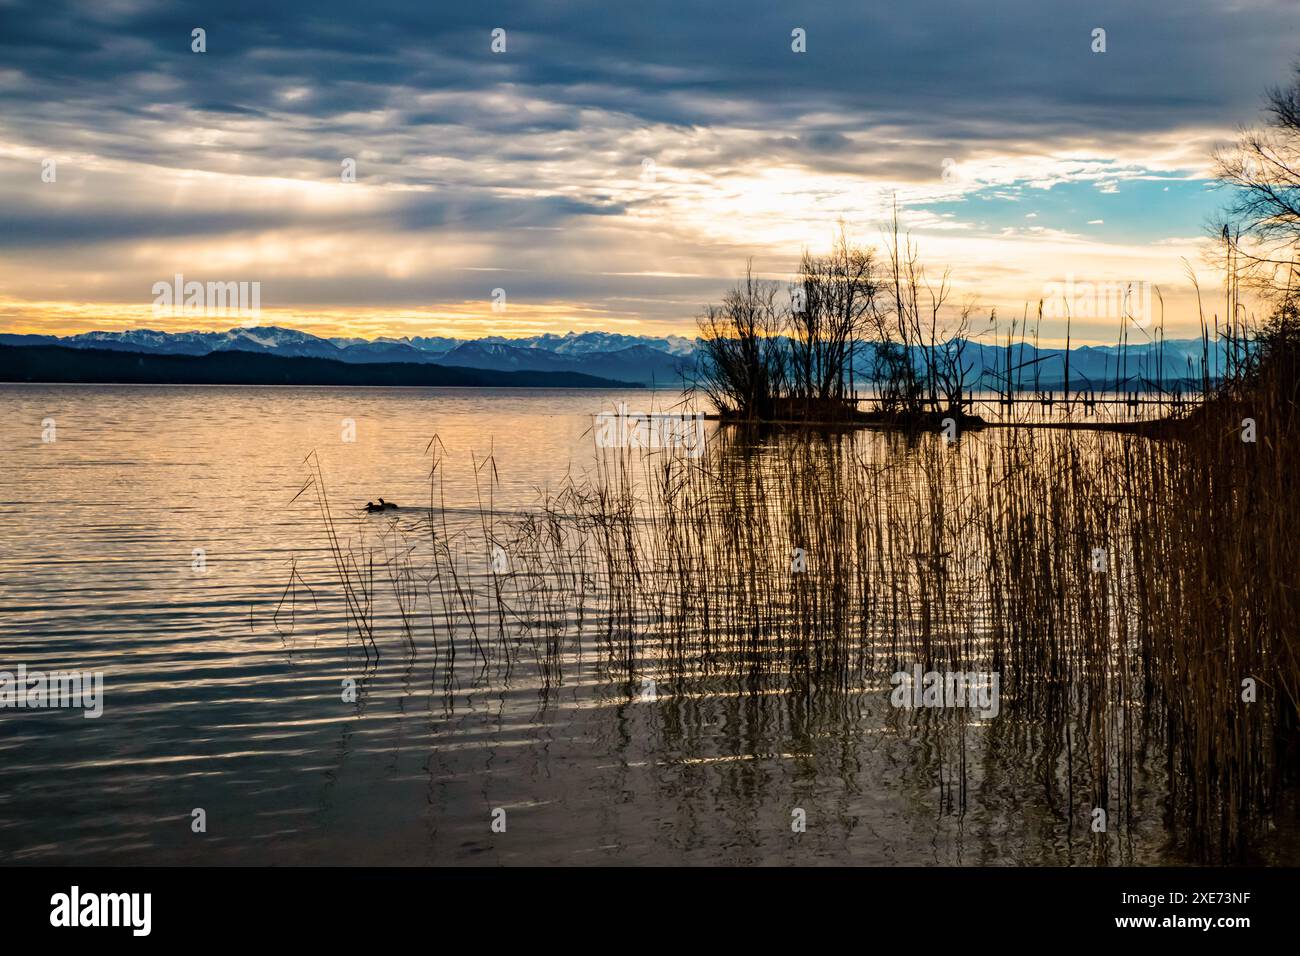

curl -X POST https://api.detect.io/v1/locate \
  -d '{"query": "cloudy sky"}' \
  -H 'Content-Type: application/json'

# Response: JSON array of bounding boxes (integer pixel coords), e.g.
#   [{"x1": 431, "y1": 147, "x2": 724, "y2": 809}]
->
[{"x1": 1, "y1": 0, "x2": 1298, "y2": 344}]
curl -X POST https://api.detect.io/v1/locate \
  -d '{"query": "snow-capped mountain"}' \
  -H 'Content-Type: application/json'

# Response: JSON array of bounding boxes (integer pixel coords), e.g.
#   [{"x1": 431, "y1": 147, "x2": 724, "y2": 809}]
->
[
  {"x1": 0, "y1": 326, "x2": 698, "y2": 385},
  {"x1": 328, "y1": 334, "x2": 460, "y2": 356},
  {"x1": 436, "y1": 341, "x2": 692, "y2": 383},
  {"x1": 36, "y1": 326, "x2": 345, "y2": 359},
  {"x1": 478, "y1": 330, "x2": 697, "y2": 357}
]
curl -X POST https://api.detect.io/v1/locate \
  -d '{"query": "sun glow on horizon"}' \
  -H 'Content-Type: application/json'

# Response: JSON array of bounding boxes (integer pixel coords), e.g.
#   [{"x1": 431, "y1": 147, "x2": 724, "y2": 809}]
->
[{"x1": 0, "y1": 296, "x2": 696, "y2": 341}]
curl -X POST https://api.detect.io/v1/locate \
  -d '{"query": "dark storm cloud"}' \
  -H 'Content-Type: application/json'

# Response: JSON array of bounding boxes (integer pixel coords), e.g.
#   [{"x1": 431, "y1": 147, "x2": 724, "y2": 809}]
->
[{"x1": 5, "y1": 1, "x2": 1297, "y2": 144}]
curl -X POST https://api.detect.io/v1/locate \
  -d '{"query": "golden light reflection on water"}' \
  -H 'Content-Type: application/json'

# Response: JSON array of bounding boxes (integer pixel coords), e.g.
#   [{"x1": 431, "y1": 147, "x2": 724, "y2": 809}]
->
[{"x1": 0, "y1": 384, "x2": 1286, "y2": 866}]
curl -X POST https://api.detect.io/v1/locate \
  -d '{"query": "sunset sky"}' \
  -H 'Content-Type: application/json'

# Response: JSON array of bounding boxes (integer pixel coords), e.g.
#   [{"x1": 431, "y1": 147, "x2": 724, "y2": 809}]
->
[{"x1": 2, "y1": 0, "x2": 1299, "y2": 345}]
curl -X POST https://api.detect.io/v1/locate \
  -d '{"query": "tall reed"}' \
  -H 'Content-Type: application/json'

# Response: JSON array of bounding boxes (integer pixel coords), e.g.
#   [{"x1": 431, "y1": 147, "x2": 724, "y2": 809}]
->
[{"x1": 296, "y1": 361, "x2": 1298, "y2": 861}]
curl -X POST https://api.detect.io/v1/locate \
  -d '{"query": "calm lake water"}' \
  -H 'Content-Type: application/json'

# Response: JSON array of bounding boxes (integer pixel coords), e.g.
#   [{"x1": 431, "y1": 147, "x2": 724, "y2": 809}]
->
[{"x1": 0, "y1": 384, "x2": 1244, "y2": 865}]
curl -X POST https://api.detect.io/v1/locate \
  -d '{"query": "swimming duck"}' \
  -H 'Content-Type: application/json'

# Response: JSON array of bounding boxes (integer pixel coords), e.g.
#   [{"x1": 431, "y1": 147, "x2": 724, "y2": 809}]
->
[
  {"x1": 380, "y1": 497, "x2": 398, "y2": 510},
  {"x1": 365, "y1": 501, "x2": 384, "y2": 513}
]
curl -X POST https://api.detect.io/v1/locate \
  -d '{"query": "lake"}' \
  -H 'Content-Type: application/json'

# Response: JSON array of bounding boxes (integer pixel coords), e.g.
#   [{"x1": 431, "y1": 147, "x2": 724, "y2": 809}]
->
[{"x1": 0, "y1": 384, "x2": 1287, "y2": 865}]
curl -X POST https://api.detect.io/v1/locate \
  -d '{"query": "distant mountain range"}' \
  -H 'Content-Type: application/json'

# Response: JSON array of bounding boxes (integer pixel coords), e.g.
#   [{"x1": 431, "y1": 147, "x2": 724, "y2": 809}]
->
[
  {"x1": 878, "y1": 338, "x2": 1232, "y2": 391},
  {"x1": 0, "y1": 344, "x2": 637, "y2": 389},
  {"x1": 0, "y1": 327, "x2": 696, "y2": 386},
  {"x1": 0, "y1": 325, "x2": 1232, "y2": 391}
]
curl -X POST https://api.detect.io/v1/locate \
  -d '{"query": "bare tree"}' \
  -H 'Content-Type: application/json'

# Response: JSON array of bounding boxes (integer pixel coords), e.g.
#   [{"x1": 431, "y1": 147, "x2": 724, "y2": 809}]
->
[
  {"x1": 933, "y1": 304, "x2": 979, "y2": 415},
  {"x1": 881, "y1": 206, "x2": 944, "y2": 415},
  {"x1": 789, "y1": 226, "x2": 878, "y2": 409},
  {"x1": 694, "y1": 263, "x2": 786, "y2": 420},
  {"x1": 872, "y1": 205, "x2": 986, "y2": 417},
  {"x1": 1213, "y1": 60, "x2": 1300, "y2": 294},
  {"x1": 696, "y1": 220, "x2": 979, "y2": 423}
]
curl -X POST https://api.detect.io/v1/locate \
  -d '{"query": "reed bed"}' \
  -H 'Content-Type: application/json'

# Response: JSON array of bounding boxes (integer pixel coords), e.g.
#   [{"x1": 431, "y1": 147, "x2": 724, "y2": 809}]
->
[{"x1": 291, "y1": 368, "x2": 1298, "y2": 862}]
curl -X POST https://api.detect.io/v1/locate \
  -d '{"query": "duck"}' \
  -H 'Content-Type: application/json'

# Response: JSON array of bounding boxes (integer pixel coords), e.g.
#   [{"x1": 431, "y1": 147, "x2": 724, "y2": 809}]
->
[
  {"x1": 364, "y1": 501, "x2": 384, "y2": 513},
  {"x1": 364, "y1": 498, "x2": 399, "y2": 513},
  {"x1": 909, "y1": 550, "x2": 953, "y2": 574},
  {"x1": 380, "y1": 497, "x2": 398, "y2": 510}
]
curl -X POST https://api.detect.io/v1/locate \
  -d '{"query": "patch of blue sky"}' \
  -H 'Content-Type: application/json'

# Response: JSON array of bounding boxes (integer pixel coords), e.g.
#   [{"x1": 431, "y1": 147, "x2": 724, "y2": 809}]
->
[{"x1": 914, "y1": 176, "x2": 1225, "y2": 244}]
